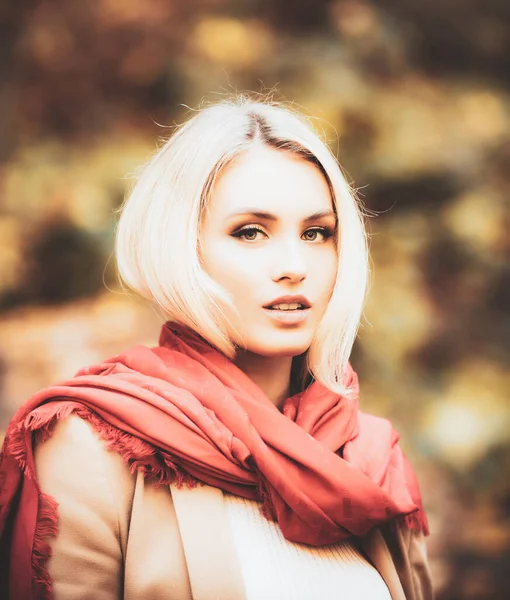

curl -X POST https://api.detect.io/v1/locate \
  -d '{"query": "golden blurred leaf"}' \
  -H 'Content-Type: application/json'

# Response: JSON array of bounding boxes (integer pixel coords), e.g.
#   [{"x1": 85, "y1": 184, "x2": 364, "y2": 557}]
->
[
  {"x1": 455, "y1": 90, "x2": 507, "y2": 144},
  {"x1": 423, "y1": 360, "x2": 510, "y2": 470},
  {"x1": 441, "y1": 188, "x2": 506, "y2": 254},
  {"x1": 0, "y1": 217, "x2": 24, "y2": 291},
  {"x1": 189, "y1": 17, "x2": 275, "y2": 69}
]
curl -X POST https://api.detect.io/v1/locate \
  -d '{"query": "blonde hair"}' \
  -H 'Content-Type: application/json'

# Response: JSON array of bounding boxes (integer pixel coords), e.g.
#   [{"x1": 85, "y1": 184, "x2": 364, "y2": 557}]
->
[{"x1": 114, "y1": 94, "x2": 371, "y2": 397}]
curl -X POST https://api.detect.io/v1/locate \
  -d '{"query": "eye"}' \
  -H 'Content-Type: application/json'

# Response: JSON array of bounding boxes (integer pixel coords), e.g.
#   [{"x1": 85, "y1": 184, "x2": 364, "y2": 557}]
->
[
  {"x1": 303, "y1": 227, "x2": 334, "y2": 242},
  {"x1": 232, "y1": 226, "x2": 267, "y2": 242}
]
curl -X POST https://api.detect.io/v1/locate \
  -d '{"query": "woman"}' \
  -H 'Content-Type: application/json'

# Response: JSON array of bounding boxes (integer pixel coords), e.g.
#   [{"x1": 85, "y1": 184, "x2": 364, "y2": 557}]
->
[{"x1": 0, "y1": 95, "x2": 434, "y2": 599}]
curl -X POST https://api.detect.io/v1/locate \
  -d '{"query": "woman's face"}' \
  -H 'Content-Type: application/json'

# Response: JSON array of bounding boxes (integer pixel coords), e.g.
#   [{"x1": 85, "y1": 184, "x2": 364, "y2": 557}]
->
[{"x1": 199, "y1": 145, "x2": 338, "y2": 358}]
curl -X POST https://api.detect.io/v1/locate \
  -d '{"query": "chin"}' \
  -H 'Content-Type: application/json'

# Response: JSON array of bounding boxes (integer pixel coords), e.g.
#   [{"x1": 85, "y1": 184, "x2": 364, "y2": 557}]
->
[{"x1": 247, "y1": 331, "x2": 312, "y2": 357}]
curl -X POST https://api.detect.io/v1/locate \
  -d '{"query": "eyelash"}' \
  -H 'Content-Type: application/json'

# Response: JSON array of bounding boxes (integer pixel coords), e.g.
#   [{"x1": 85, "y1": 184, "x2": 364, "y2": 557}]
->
[{"x1": 232, "y1": 225, "x2": 335, "y2": 243}]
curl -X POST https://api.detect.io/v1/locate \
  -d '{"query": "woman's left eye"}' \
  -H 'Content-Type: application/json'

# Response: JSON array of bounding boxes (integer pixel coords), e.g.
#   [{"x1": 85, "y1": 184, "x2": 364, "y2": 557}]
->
[{"x1": 303, "y1": 228, "x2": 332, "y2": 242}]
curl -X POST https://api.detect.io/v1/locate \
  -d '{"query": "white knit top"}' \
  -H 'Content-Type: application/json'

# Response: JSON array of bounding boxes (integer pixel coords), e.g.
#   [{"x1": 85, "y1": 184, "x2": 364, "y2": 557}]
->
[{"x1": 223, "y1": 492, "x2": 392, "y2": 600}]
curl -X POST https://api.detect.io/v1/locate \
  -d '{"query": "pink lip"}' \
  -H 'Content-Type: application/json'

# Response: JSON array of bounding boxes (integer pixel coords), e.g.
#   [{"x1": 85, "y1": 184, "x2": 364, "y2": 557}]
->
[
  {"x1": 263, "y1": 294, "x2": 311, "y2": 309},
  {"x1": 263, "y1": 307, "x2": 311, "y2": 325}
]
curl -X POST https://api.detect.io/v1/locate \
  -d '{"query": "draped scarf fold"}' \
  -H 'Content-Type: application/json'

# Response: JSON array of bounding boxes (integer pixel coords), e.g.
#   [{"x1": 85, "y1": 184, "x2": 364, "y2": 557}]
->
[{"x1": 0, "y1": 321, "x2": 429, "y2": 599}]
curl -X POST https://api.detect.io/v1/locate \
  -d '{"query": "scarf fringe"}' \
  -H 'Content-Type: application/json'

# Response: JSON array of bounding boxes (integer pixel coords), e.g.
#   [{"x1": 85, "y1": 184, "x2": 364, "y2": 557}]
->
[
  {"x1": 390, "y1": 509, "x2": 430, "y2": 537},
  {"x1": 71, "y1": 407, "x2": 199, "y2": 490},
  {"x1": 3, "y1": 402, "x2": 199, "y2": 600},
  {"x1": 32, "y1": 491, "x2": 59, "y2": 598},
  {"x1": 4, "y1": 422, "x2": 32, "y2": 477},
  {"x1": 250, "y1": 459, "x2": 278, "y2": 522},
  {"x1": 403, "y1": 508, "x2": 430, "y2": 536}
]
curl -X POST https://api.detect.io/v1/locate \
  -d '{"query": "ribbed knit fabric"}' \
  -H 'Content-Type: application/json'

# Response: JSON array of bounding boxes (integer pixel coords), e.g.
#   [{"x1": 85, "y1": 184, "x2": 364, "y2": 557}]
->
[{"x1": 223, "y1": 492, "x2": 393, "y2": 600}]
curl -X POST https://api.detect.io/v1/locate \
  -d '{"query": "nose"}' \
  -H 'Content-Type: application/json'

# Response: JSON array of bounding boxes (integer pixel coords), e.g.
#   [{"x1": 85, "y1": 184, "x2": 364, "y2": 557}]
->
[{"x1": 271, "y1": 238, "x2": 307, "y2": 283}]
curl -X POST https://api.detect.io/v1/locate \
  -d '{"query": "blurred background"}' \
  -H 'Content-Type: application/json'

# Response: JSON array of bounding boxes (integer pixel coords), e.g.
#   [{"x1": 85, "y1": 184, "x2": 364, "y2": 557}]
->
[{"x1": 0, "y1": 1, "x2": 509, "y2": 597}]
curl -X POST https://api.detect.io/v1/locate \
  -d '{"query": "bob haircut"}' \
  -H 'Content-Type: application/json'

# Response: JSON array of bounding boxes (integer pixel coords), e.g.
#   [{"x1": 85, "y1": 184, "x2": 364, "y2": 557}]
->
[{"x1": 114, "y1": 94, "x2": 370, "y2": 397}]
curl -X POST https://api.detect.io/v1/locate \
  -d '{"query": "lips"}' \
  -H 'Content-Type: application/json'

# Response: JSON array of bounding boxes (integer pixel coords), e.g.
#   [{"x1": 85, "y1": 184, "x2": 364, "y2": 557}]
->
[
  {"x1": 266, "y1": 304, "x2": 305, "y2": 310},
  {"x1": 263, "y1": 294, "x2": 311, "y2": 309},
  {"x1": 263, "y1": 306, "x2": 311, "y2": 325}
]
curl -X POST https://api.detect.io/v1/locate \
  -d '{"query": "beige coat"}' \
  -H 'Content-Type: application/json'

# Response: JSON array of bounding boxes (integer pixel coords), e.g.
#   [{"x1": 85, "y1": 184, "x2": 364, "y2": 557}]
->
[{"x1": 33, "y1": 414, "x2": 434, "y2": 600}]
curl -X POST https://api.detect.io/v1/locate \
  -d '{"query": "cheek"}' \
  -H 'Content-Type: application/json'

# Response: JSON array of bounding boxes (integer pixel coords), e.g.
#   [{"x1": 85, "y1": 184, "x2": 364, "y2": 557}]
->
[
  {"x1": 202, "y1": 242, "x2": 257, "y2": 301},
  {"x1": 314, "y1": 248, "x2": 338, "y2": 294}
]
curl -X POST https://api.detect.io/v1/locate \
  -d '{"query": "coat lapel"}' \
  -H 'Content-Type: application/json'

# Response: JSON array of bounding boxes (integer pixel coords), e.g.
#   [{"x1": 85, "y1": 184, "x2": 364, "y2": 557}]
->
[
  {"x1": 170, "y1": 482, "x2": 247, "y2": 600},
  {"x1": 356, "y1": 528, "x2": 407, "y2": 600}
]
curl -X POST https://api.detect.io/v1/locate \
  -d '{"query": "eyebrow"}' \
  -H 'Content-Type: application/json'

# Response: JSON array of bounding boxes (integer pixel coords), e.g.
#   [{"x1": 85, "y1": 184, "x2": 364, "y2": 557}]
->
[{"x1": 227, "y1": 209, "x2": 337, "y2": 223}]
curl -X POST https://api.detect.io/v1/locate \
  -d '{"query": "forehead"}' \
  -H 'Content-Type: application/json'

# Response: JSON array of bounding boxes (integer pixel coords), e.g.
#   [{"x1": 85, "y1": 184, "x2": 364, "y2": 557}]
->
[{"x1": 209, "y1": 146, "x2": 333, "y2": 217}]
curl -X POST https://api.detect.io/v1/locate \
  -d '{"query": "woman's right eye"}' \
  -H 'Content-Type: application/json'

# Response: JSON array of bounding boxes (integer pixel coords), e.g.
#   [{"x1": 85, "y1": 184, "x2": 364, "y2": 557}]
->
[{"x1": 232, "y1": 226, "x2": 266, "y2": 241}]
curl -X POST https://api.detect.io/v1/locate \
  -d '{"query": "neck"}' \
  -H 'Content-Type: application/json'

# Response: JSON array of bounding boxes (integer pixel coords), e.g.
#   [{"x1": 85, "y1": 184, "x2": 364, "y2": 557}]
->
[{"x1": 234, "y1": 351, "x2": 294, "y2": 411}]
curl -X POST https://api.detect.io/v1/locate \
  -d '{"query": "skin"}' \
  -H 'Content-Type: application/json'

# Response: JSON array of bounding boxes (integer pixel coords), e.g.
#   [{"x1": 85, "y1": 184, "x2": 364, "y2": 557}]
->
[{"x1": 199, "y1": 144, "x2": 339, "y2": 410}]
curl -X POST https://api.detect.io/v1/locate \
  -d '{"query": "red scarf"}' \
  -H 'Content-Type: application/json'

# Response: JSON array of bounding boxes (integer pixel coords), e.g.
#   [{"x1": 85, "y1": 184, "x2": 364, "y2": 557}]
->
[{"x1": 0, "y1": 321, "x2": 428, "y2": 599}]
